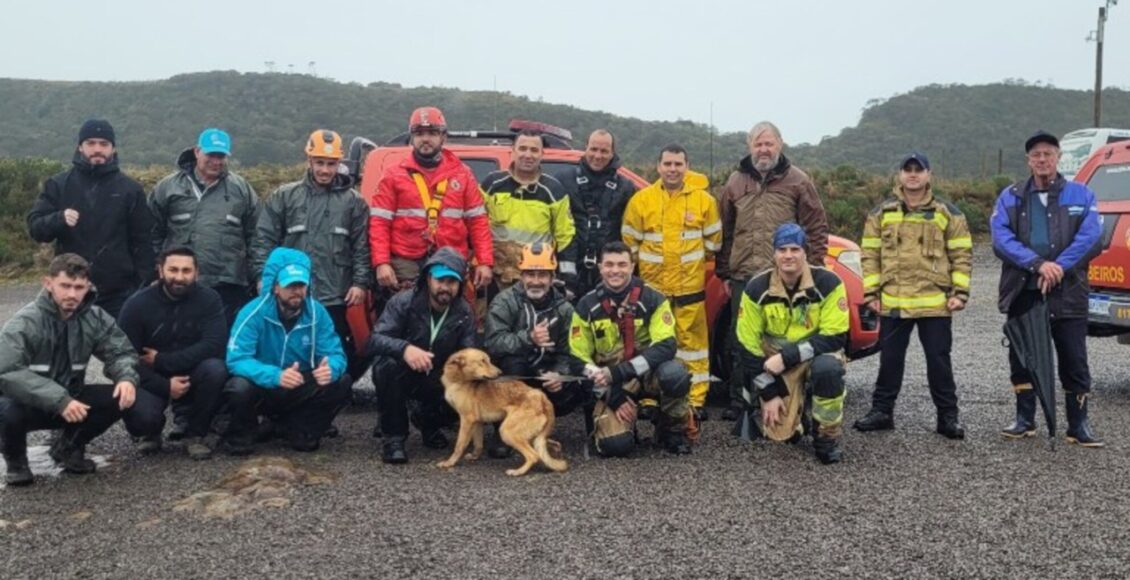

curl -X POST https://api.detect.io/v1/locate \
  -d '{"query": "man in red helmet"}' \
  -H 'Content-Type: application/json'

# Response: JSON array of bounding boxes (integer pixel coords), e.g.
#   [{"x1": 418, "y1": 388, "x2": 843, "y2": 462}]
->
[{"x1": 365, "y1": 107, "x2": 493, "y2": 292}]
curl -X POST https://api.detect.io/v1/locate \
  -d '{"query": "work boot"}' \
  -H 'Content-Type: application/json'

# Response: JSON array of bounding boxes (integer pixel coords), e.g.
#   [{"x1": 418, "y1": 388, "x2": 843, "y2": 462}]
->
[
  {"x1": 813, "y1": 422, "x2": 843, "y2": 465},
  {"x1": 721, "y1": 403, "x2": 743, "y2": 422},
  {"x1": 4, "y1": 455, "x2": 34, "y2": 487},
  {"x1": 1065, "y1": 393, "x2": 1104, "y2": 448},
  {"x1": 1000, "y1": 389, "x2": 1037, "y2": 439},
  {"x1": 936, "y1": 413, "x2": 965, "y2": 440},
  {"x1": 382, "y1": 437, "x2": 408, "y2": 464},
  {"x1": 324, "y1": 423, "x2": 340, "y2": 439},
  {"x1": 421, "y1": 428, "x2": 448, "y2": 450},
  {"x1": 692, "y1": 406, "x2": 709, "y2": 422},
  {"x1": 289, "y1": 432, "x2": 320, "y2": 453},
  {"x1": 487, "y1": 424, "x2": 512, "y2": 459},
  {"x1": 853, "y1": 409, "x2": 894, "y2": 432},
  {"x1": 49, "y1": 438, "x2": 96, "y2": 475},
  {"x1": 221, "y1": 436, "x2": 255, "y2": 457},
  {"x1": 135, "y1": 433, "x2": 163, "y2": 455},
  {"x1": 184, "y1": 437, "x2": 214, "y2": 461},
  {"x1": 167, "y1": 416, "x2": 190, "y2": 441},
  {"x1": 660, "y1": 430, "x2": 692, "y2": 455},
  {"x1": 637, "y1": 404, "x2": 657, "y2": 423}
]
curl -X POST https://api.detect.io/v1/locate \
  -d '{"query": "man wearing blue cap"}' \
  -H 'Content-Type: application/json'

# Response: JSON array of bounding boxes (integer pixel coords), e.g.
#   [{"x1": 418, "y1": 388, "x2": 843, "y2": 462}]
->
[
  {"x1": 27, "y1": 119, "x2": 155, "y2": 319},
  {"x1": 222, "y1": 247, "x2": 350, "y2": 454},
  {"x1": 150, "y1": 128, "x2": 260, "y2": 329},
  {"x1": 367, "y1": 247, "x2": 476, "y2": 464},
  {"x1": 734, "y1": 223, "x2": 849, "y2": 464},
  {"x1": 854, "y1": 152, "x2": 972, "y2": 439}
]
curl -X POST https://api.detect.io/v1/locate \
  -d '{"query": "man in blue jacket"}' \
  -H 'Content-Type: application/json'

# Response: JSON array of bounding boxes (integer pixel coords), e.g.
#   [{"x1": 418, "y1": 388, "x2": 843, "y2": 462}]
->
[
  {"x1": 991, "y1": 131, "x2": 1103, "y2": 447},
  {"x1": 223, "y1": 247, "x2": 350, "y2": 454}
]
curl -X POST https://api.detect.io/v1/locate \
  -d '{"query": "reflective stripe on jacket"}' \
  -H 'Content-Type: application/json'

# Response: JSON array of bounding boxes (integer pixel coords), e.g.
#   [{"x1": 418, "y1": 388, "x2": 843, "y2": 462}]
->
[
  {"x1": 860, "y1": 185, "x2": 972, "y2": 318},
  {"x1": 621, "y1": 171, "x2": 721, "y2": 298}
]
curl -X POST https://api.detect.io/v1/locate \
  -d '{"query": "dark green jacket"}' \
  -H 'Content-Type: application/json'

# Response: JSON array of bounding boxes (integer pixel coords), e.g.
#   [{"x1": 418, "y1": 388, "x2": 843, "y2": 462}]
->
[
  {"x1": 0, "y1": 290, "x2": 139, "y2": 413},
  {"x1": 149, "y1": 148, "x2": 260, "y2": 288},
  {"x1": 252, "y1": 171, "x2": 372, "y2": 306},
  {"x1": 484, "y1": 283, "x2": 576, "y2": 375}
]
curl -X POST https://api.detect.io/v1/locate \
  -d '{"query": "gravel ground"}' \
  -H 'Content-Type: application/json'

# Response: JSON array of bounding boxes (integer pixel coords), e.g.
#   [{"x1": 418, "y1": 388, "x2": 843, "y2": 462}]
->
[{"x1": 3, "y1": 248, "x2": 1130, "y2": 578}]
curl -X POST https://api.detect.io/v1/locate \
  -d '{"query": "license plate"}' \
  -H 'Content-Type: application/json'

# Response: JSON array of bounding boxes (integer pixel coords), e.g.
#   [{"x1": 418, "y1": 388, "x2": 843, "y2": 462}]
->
[{"x1": 1089, "y1": 294, "x2": 1111, "y2": 316}]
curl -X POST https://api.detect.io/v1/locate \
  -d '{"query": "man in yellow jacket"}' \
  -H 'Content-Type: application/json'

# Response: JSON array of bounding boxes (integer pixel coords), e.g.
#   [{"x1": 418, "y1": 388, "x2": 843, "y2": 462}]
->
[
  {"x1": 735, "y1": 223, "x2": 850, "y2": 464},
  {"x1": 854, "y1": 152, "x2": 972, "y2": 439},
  {"x1": 622, "y1": 144, "x2": 721, "y2": 421}
]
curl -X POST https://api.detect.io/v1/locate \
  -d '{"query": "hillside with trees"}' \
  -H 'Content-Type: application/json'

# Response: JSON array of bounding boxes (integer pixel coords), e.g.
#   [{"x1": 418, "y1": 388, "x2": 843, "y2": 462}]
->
[{"x1": 2, "y1": 72, "x2": 1126, "y2": 177}]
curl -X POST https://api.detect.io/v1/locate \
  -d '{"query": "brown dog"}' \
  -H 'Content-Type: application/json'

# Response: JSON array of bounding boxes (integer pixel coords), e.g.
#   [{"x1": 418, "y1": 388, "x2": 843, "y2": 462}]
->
[{"x1": 437, "y1": 348, "x2": 567, "y2": 476}]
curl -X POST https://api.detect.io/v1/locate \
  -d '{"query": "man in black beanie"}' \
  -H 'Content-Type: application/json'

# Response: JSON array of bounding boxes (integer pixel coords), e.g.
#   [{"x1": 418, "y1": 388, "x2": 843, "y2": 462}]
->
[{"x1": 27, "y1": 119, "x2": 155, "y2": 319}]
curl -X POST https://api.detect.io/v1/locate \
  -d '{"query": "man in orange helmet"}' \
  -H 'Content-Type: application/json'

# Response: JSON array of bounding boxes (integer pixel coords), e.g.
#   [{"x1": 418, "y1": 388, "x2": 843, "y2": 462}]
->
[
  {"x1": 366, "y1": 107, "x2": 493, "y2": 292},
  {"x1": 252, "y1": 130, "x2": 372, "y2": 384}
]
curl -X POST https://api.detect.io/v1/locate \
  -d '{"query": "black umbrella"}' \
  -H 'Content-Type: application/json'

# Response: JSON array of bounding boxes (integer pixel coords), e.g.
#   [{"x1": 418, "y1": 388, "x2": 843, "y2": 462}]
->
[{"x1": 1003, "y1": 298, "x2": 1056, "y2": 437}]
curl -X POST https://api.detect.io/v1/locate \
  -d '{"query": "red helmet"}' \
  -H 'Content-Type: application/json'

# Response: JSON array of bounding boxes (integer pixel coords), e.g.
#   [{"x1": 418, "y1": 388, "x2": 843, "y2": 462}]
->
[{"x1": 409, "y1": 106, "x2": 447, "y2": 133}]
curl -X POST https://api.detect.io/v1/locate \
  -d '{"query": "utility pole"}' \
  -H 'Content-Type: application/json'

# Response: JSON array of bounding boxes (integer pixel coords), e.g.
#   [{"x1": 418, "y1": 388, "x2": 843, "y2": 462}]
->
[{"x1": 1090, "y1": 1, "x2": 1118, "y2": 127}]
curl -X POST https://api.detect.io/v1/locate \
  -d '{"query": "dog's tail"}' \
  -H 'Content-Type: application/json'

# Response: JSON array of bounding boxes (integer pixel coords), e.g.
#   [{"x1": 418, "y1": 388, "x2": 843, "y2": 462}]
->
[{"x1": 535, "y1": 396, "x2": 567, "y2": 472}]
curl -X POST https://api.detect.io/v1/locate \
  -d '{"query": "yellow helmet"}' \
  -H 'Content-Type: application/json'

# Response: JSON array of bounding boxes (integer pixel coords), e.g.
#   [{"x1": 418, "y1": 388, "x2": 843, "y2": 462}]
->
[
  {"x1": 305, "y1": 129, "x2": 344, "y2": 159},
  {"x1": 519, "y1": 242, "x2": 557, "y2": 271}
]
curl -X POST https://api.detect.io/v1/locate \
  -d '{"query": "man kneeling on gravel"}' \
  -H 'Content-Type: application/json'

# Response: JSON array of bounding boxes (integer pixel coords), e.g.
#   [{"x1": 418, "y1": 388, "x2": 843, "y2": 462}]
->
[
  {"x1": 0, "y1": 254, "x2": 140, "y2": 486},
  {"x1": 735, "y1": 224, "x2": 849, "y2": 464},
  {"x1": 223, "y1": 247, "x2": 351, "y2": 455}
]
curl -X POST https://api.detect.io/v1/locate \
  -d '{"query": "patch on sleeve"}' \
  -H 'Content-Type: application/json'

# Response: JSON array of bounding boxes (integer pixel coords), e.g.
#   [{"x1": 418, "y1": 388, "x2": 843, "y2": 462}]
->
[
  {"x1": 662, "y1": 311, "x2": 674, "y2": 325},
  {"x1": 837, "y1": 297, "x2": 848, "y2": 312},
  {"x1": 571, "y1": 325, "x2": 582, "y2": 338}
]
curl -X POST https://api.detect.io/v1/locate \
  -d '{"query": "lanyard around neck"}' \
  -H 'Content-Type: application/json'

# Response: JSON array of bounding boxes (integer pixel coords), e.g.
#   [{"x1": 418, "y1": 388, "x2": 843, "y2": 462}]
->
[{"x1": 429, "y1": 307, "x2": 449, "y2": 346}]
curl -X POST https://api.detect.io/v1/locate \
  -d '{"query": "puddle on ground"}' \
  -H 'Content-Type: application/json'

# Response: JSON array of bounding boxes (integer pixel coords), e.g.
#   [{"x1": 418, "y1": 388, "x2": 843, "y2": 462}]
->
[
  {"x1": 0, "y1": 445, "x2": 112, "y2": 487},
  {"x1": 173, "y1": 456, "x2": 335, "y2": 520}
]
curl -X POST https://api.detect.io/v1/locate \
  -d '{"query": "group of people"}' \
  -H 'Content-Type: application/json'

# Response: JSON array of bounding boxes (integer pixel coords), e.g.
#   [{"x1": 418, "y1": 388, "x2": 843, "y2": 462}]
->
[{"x1": 0, "y1": 108, "x2": 1106, "y2": 486}]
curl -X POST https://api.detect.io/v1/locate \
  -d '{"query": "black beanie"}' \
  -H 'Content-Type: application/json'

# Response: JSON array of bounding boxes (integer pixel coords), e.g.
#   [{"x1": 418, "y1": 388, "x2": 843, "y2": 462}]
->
[{"x1": 78, "y1": 119, "x2": 116, "y2": 145}]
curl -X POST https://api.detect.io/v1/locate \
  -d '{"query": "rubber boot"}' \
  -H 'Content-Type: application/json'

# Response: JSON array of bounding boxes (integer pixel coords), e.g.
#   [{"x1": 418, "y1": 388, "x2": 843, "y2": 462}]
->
[
  {"x1": 1065, "y1": 393, "x2": 1104, "y2": 448},
  {"x1": 1000, "y1": 388, "x2": 1037, "y2": 439},
  {"x1": 660, "y1": 429, "x2": 692, "y2": 455},
  {"x1": 4, "y1": 454, "x2": 33, "y2": 486},
  {"x1": 813, "y1": 422, "x2": 843, "y2": 465},
  {"x1": 49, "y1": 435, "x2": 96, "y2": 475}
]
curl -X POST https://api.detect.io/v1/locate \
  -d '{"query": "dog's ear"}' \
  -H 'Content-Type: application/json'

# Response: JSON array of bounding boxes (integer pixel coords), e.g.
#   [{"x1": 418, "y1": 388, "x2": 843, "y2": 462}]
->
[{"x1": 452, "y1": 352, "x2": 466, "y2": 368}]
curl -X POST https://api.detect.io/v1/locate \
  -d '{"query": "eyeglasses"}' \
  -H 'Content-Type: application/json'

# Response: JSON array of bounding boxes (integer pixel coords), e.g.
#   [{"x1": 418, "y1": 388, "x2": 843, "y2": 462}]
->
[{"x1": 1027, "y1": 151, "x2": 1058, "y2": 159}]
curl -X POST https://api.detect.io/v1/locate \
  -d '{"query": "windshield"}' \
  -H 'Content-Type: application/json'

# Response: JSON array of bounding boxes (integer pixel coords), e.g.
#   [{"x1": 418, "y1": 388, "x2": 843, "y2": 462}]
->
[
  {"x1": 1058, "y1": 138, "x2": 1094, "y2": 178},
  {"x1": 1085, "y1": 163, "x2": 1130, "y2": 202}
]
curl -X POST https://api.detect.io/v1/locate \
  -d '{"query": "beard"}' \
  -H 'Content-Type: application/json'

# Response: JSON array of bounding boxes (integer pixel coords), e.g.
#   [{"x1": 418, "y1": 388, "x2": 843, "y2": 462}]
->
[
  {"x1": 161, "y1": 279, "x2": 193, "y2": 299},
  {"x1": 754, "y1": 154, "x2": 778, "y2": 173}
]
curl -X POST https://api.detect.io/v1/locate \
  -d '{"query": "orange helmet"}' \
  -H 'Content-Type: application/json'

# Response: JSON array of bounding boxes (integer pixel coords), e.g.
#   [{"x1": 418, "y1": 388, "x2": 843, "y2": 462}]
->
[
  {"x1": 409, "y1": 107, "x2": 447, "y2": 133},
  {"x1": 305, "y1": 129, "x2": 344, "y2": 159},
  {"x1": 519, "y1": 243, "x2": 557, "y2": 271}
]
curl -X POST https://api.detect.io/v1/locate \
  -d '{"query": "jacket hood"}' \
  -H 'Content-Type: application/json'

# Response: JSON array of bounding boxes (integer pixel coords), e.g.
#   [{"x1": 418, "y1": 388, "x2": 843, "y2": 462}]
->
[
  {"x1": 259, "y1": 247, "x2": 314, "y2": 296},
  {"x1": 71, "y1": 149, "x2": 121, "y2": 177},
  {"x1": 580, "y1": 154, "x2": 622, "y2": 177},
  {"x1": 305, "y1": 168, "x2": 356, "y2": 193},
  {"x1": 401, "y1": 148, "x2": 464, "y2": 174},
  {"x1": 738, "y1": 152, "x2": 792, "y2": 181},
  {"x1": 416, "y1": 246, "x2": 468, "y2": 292}
]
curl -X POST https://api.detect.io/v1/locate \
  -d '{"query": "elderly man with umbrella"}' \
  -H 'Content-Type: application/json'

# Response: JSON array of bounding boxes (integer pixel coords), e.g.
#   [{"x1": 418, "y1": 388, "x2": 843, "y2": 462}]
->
[{"x1": 990, "y1": 131, "x2": 1103, "y2": 447}]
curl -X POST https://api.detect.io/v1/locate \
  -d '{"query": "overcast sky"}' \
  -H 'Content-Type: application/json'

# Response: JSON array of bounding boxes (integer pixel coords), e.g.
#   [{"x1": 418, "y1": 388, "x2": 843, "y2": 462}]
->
[{"x1": 3, "y1": 0, "x2": 1126, "y2": 145}]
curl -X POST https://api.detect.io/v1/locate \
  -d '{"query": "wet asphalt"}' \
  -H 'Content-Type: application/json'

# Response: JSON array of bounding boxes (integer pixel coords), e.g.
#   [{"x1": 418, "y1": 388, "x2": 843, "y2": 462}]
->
[{"x1": 2, "y1": 248, "x2": 1130, "y2": 578}]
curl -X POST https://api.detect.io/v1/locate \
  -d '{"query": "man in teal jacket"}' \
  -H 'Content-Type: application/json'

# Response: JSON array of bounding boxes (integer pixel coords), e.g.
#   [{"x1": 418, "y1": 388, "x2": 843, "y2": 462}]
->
[{"x1": 223, "y1": 247, "x2": 350, "y2": 454}]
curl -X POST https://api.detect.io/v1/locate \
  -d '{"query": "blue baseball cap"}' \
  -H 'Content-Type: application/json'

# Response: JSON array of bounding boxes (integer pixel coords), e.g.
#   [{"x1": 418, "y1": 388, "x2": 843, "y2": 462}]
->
[
  {"x1": 197, "y1": 128, "x2": 232, "y2": 155},
  {"x1": 429, "y1": 264, "x2": 463, "y2": 282},
  {"x1": 900, "y1": 151, "x2": 930, "y2": 171},
  {"x1": 773, "y1": 223, "x2": 807, "y2": 250},
  {"x1": 276, "y1": 263, "x2": 311, "y2": 287}
]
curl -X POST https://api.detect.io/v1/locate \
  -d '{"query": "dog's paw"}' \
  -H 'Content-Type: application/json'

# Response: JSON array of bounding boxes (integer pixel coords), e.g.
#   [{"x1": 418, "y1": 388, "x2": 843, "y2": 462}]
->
[
  {"x1": 436, "y1": 460, "x2": 457, "y2": 469},
  {"x1": 464, "y1": 452, "x2": 480, "y2": 462},
  {"x1": 505, "y1": 468, "x2": 523, "y2": 476}
]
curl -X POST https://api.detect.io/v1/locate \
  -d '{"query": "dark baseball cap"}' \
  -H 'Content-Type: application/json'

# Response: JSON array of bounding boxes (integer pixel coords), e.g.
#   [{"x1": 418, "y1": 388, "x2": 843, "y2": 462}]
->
[
  {"x1": 899, "y1": 151, "x2": 930, "y2": 171},
  {"x1": 1025, "y1": 131, "x2": 1060, "y2": 152}
]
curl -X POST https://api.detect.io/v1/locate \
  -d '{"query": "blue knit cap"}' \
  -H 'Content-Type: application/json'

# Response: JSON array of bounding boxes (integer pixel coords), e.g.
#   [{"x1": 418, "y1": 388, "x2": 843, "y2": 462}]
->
[{"x1": 773, "y1": 223, "x2": 806, "y2": 250}]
